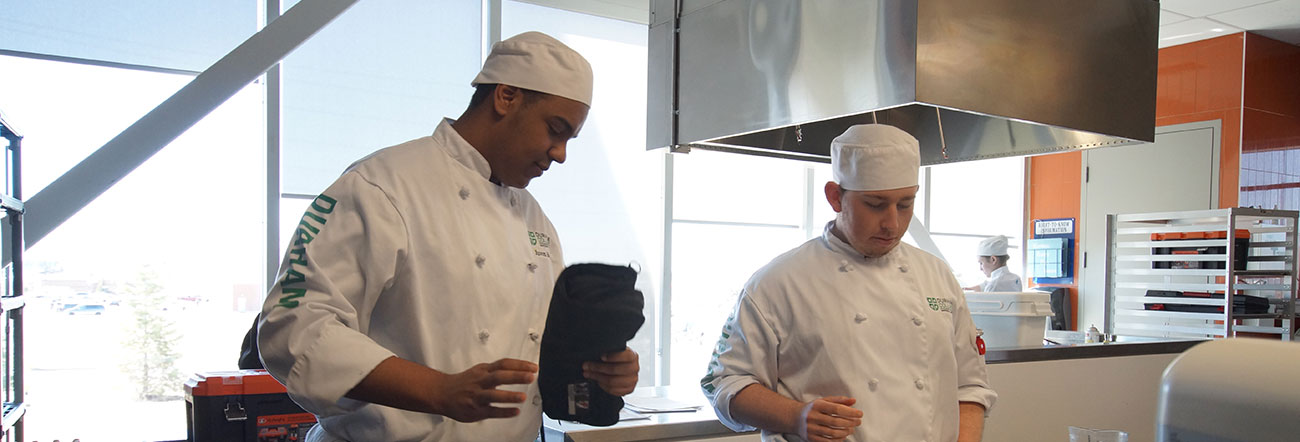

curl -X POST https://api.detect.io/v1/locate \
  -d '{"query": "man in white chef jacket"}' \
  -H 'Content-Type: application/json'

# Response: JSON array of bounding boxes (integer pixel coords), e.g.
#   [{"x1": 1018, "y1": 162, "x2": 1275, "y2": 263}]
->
[
  {"x1": 701, "y1": 124, "x2": 997, "y2": 442},
  {"x1": 964, "y1": 235, "x2": 1023, "y2": 292},
  {"x1": 257, "y1": 32, "x2": 639, "y2": 442}
]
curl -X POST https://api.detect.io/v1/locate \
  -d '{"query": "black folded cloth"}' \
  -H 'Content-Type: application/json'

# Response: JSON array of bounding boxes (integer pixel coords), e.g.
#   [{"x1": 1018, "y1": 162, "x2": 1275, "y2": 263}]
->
[
  {"x1": 1143, "y1": 290, "x2": 1271, "y2": 314},
  {"x1": 539, "y1": 263, "x2": 645, "y2": 426},
  {"x1": 238, "y1": 313, "x2": 264, "y2": 369}
]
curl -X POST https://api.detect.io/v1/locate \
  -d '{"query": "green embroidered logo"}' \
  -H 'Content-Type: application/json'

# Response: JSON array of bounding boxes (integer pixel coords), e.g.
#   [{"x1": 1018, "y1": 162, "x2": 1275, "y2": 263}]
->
[
  {"x1": 927, "y1": 297, "x2": 954, "y2": 313},
  {"x1": 275, "y1": 193, "x2": 337, "y2": 309},
  {"x1": 529, "y1": 231, "x2": 551, "y2": 248}
]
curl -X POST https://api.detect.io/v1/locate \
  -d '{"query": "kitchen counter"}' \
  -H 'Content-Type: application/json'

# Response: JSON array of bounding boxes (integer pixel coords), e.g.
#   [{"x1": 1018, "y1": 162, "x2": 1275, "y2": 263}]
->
[
  {"x1": 984, "y1": 336, "x2": 1205, "y2": 364},
  {"x1": 544, "y1": 337, "x2": 1207, "y2": 442},
  {"x1": 542, "y1": 385, "x2": 756, "y2": 442}
]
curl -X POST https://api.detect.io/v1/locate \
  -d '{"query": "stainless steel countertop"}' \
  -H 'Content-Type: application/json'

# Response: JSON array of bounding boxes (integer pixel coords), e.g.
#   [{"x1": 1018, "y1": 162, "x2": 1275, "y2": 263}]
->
[
  {"x1": 984, "y1": 337, "x2": 1206, "y2": 363},
  {"x1": 544, "y1": 338, "x2": 1205, "y2": 441},
  {"x1": 543, "y1": 385, "x2": 753, "y2": 442}
]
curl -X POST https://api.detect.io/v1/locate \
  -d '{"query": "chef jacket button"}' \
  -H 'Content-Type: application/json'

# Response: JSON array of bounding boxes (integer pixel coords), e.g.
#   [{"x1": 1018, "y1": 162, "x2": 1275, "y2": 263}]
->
[
  {"x1": 912, "y1": 317, "x2": 923, "y2": 326},
  {"x1": 899, "y1": 265, "x2": 909, "y2": 273},
  {"x1": 854, "y1": 313, "x2": 868, "y2": 324},
  {"x1": 510, "y1": 195, "x2": 518, "y2": 207},
  {"x1": 459, "y1": 187, "x2": 470, "y2": 200},
  {"x1": 528, "y1": 328, "x2": 541, "y2": 343},
  {"x1": 915, "y1": 379, "x2": 926, "y2": 390},
  {"x1": 532, "y1": 395, "x2": 542, "y2": 406},
  {"x1": 478, "y1": 329, "x2": 491, "y2": 342},
  {"x1": 475, "y1": 255, "x2": 486, "y2": 268},
  {"x1": 527, "y1": 262, "x2": 538, "y2": 272},
  {"x1": 868, "y1": 378, "x2": 879, "y2": 391},
  {"x1": 839, "y1": 260, "x2": 853, "y2": 273}
]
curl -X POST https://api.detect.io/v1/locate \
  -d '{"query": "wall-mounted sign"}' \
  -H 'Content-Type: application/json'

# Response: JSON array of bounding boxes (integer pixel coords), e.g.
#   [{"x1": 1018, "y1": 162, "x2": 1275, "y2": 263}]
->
[
  {"x1": 1034, "y1": 218, "x2": 1074, "y2": 236},
  {"x1": 1031, "y1": 218, "x2": 1075, "y2": 285}
]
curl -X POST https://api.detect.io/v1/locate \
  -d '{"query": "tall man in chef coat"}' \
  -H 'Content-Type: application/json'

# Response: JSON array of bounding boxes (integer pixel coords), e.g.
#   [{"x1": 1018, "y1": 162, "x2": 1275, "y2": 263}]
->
[
  {"x1": 964, "y1": 235, "x2": 1024, "y2": 292},
  {"x1": 257, "y1": 31, "x2": 639, "y2": 442},
  {"x1": 701, "y1": 124, "x2": 997, "y2": 442}
]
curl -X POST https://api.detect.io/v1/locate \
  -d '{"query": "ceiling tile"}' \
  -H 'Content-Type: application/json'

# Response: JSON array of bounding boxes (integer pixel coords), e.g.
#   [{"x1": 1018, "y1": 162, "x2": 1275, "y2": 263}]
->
[
  {"x1": 1159, "y1": 18, "x2": 1245, "y2": 48},
  {"x1": 1161, "y1": 0, "x2": 1278, "y2": 18},
  {"x1": 1211, "y1": 0, "x2": 1300, "y2": 44},
  {"x1": 1161, "y1": 9, "x2": 1193, "y2": 26}
]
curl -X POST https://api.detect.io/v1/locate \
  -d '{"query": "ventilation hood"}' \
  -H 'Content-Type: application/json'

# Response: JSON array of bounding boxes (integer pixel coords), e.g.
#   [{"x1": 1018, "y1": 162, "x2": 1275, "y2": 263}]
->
[{"x1": 647, "y1": 0, "x2": 1159, "y2": 164}]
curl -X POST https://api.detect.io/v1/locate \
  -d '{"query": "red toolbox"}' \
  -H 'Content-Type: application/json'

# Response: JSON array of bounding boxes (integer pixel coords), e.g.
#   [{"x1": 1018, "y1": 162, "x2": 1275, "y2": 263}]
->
[{"x1": 185, "y1": 369, "x2": 316, "y2": 442}]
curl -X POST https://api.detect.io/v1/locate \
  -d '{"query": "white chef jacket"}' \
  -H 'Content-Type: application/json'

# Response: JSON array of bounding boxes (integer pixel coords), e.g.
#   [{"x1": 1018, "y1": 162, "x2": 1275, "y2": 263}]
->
[
  {"x1": 258, "y1": 118, "x2": 564, "y2": 442},
  {"x1": 979, "y1": 267, "x2": 1023, "y2": 292},
  {"x1": 702, "y1": 222, "x2": 997, "y2": 442}
]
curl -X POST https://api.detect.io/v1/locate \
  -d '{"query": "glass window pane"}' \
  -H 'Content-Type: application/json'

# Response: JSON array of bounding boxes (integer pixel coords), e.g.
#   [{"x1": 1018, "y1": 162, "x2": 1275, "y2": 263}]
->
[
  {"x1": 673, "y1": 150, "x2": 809, "y2": 226},
  {"x1": 3, "y1": 57, "x2": 264, "y2": 441},
  {"x1": 669, "y1": 223, "x2": 807, "y2": 384},
  {"x1": 502, "y1": 0, "x2": 662, "y2": 386},
  {"x1": 0, "y1": 55, "x2": 189, "y2": 196},
  {"x1": 0, "y1": 1, "x2": 256, "y2": 72},
  {"x1": 281, "y1": 0, "x2": 482, "y2": 195},
  {"x1": 279, "y1": 197, "x2": 316, "y2": 259},
  {"x1": 927, "y1": 156, "x2": 1024, "y2": 235},
  {"x1": 811, "y1": 162, "x2": 837, "y2": 235}
]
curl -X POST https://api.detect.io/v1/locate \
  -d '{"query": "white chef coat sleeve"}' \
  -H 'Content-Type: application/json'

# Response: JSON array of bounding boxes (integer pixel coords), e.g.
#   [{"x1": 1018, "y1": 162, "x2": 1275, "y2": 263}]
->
[
  {"x1": 258, "y1": 171, "x2": 406, "y2": 417},
  {"x1": 946, "y1": 273, "x2": 999, "y2": 414},
  {"x1": 700, "y1": 289, "x2": 780, "y2": 432}
]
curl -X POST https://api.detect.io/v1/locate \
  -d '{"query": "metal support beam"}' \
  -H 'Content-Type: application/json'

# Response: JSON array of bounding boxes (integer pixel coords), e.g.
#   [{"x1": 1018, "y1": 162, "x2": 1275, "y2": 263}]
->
[
  {"x1": 18, "y1": 0, "x2": 360, "y2": 257},
  {"x1": 483, "y1": 0, "x2": 502, "y2": 60},
  {"x1": 266, "y1": 0, "x2": 284, "y2": 290}
]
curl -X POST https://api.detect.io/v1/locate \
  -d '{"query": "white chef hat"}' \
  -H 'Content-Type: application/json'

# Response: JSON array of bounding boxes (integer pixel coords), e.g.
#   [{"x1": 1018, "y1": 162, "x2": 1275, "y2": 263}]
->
[
  {"x1": 978, "y1": 235, "x2": 1010, "y2": 256},
  {"x1": 831, "y1": 124, "x2": 920, "y2": 191},
  {"x1": 472, "y1": 31, "x2": 594, "y2": 106}
]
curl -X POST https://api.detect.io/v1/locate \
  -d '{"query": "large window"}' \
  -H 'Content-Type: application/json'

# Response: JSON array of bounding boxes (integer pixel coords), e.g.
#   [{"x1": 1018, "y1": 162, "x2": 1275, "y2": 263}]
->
[
  {"x1": 278, "y1": 0, "x2": 481, "y2": 198},
  {"x1": 0, "y1": 1, "x2": 256, "y2": 72},
  {"x1": 925, "y1": 157, "x2": 1027, "y2": 287},
  {"x1": 667, "y1": 150, "x2": 830, "y2": 384},
  {"x1": 277, "y1": 0, "x2": 483, "y2": 254},
  {"x1": 0, "y1": 55, "x2": 264, "y2": 441},
  {"x1": 1241, "y1": 147, "x2": 1300, "y2": 211}
]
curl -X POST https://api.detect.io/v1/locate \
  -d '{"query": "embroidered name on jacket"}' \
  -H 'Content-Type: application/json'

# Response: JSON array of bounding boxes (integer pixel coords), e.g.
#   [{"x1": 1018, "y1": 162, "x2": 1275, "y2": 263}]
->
[
  {"x1": 530, "y1": 231, "x2": 552, "y2": 257},
  {"x1": 275, "y1": 194, "x2": 337, "y2": 309}
]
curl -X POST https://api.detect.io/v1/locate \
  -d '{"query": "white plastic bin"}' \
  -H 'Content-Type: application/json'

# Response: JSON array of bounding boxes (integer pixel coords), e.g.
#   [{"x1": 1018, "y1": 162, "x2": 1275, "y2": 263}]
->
[{"x1": 965, "y1": 291, "x2": 1054, "y2": 349}]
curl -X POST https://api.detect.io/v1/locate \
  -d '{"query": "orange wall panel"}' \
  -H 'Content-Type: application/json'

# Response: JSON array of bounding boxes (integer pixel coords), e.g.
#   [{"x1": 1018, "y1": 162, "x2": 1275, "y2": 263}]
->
[
  {"x1": 1243, "y1": 108, "x2": 1300, "y2": 152},
  {"x1": 1156, "y1": 33, "x2": 1244, "y2": 119},
  {"x1": 1243, "y1": 33, "x2": 1300, "y2": 155},
  {"x1": 1244, "y1": 33, "x2": 1300, "y2": 119}
]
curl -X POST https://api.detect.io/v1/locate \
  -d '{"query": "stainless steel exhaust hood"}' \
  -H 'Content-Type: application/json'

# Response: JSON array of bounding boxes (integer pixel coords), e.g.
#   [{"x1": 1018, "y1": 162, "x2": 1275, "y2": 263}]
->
[{"x1": 647, "y1": 0, "x2": 1159, "y2": 164}]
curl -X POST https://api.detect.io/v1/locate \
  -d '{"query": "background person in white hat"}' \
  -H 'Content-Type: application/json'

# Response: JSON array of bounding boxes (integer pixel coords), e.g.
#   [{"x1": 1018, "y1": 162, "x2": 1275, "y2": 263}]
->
[
  {"x1": 257, "y1": 31, "x2": 638, "y2": 442},
  {"x1": 702, "y1": 124, "x2": 997, "y2": 442},
  {"x1": 964, "y1": 235, "x2": 1023, "y2": 292}
]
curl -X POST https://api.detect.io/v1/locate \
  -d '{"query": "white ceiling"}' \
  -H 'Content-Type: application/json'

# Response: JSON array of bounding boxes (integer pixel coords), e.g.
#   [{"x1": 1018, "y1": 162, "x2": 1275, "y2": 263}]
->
[
  {"x1": 1159, "y1": 0, "x2": 1300, "y2": 47},
  {"x1": 523, "y1": 0, "x2": 1300, "y2": 49}
]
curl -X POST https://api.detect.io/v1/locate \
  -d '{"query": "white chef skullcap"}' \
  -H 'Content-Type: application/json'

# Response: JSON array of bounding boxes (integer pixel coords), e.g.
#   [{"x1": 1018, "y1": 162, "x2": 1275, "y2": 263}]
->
[
  {"x1": 831, "y1": 124, "x2": 920, "y2": 191},
  {"x1": 472, "y1": 31, "x2": 594, "y2": 106},
  {"x1": 978, "y1": 235, "x2": 1010, "y2": 256}
]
